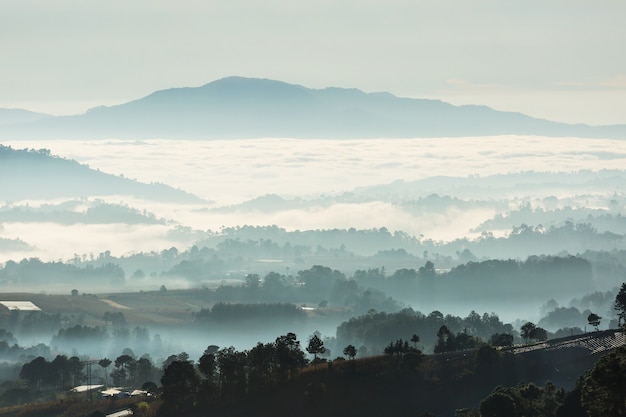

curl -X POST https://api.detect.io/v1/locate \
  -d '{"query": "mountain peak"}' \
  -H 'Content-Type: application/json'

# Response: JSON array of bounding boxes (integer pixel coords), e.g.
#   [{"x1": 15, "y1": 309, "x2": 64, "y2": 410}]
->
[
  {"x1": 1, "y1": 77, "x2": 625, "y2": 139},
  {"x1": 198, "y1": 76, "x2": 312, "y2": 100}
]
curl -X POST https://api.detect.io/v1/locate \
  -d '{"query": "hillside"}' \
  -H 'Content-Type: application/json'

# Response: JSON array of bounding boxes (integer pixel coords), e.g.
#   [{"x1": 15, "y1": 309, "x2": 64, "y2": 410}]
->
[
  {"x1": 0, "y1": 108, "x2": 51, "y2": 126},
  {"x1": 2, "y1": 77, "x2": 626, "y2": 139},
  {"x1": 0, "y1": 146, "x2": 203, "y2": 203}
]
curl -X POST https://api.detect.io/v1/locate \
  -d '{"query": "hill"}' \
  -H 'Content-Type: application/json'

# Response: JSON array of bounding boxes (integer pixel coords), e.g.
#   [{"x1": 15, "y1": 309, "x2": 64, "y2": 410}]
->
[
  {"x1": 0, "y1": 146, "x2": 203, "y2": 203},
  {"x1": 2, "y1": 77, "x2": 626, "y2": 139},
  {"x1": 0, "y1": 108, "x2": 51, "y2": 126}
]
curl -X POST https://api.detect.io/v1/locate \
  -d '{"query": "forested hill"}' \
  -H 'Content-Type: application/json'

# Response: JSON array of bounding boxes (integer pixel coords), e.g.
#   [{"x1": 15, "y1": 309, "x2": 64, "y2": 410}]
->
[
  {"x1": 0, "y1": 146, "x2": 203, "y2": 203},
  {"x1": 2, "y1": 76, "x2": 626, "y2": 139}
]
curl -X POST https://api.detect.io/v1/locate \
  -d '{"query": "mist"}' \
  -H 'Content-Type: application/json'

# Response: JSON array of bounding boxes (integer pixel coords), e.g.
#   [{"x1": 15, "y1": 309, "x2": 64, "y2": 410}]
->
[
  {"x1": 1, "y1": 136, "x2": 626, "y2": 382},
  {"x1": 3, "y1": 136, "x2": 626, "y2": 263}
]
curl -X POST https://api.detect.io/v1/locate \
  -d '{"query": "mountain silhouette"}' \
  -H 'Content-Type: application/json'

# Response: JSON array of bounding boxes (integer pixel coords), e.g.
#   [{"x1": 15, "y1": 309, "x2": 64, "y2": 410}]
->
[
  {"x1": 0, "y1": 108, "x2": 51, "y2": 126},
  {"x1": 2, "y1": 76, "x2": 625, "y2": 139},
  {"x1": 0, "y1": 145, "x2": 203, "y2": 203}
]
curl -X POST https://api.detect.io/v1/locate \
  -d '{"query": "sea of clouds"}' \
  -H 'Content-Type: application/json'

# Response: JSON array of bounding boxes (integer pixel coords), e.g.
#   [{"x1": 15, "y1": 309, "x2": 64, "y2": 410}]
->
[{"x1": 2, "y1": 136, "x2": 626, "y2": 262}]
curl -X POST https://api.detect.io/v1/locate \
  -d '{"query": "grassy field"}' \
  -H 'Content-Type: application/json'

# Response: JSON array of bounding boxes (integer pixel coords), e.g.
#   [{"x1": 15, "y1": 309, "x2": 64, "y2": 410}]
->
[{"x1": 0, "y1": 289, "x2": 215, "y2": 327}]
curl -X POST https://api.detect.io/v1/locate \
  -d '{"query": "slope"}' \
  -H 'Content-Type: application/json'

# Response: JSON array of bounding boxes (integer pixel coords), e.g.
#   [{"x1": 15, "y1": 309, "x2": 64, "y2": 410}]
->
[{"x1": 0, "y1": 146, "x2": 203, "y2": 203}]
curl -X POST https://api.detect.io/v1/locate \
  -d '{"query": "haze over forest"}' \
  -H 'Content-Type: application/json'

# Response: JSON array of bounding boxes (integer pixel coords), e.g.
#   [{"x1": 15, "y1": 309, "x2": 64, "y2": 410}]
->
[{"x1": 2, "y1": 3, "x2": 626, "y2": 414}]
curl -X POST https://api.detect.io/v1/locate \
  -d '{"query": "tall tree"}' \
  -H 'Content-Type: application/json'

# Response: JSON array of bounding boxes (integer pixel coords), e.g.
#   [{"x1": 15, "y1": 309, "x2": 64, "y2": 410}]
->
[
  {"x1": 614, "y1": 283, "x2": 626, "y2": 326},
  {"x1": 521, "y1": 322, "x2": 537, "y2": 344},
  {"x1": 98, "y1": 358, "x2": 112, "y2": 386},
  {"x1": 160, "y1": 360, "x2": 199, "y2": 417},
  {"x1": 215, "y1": 347, "x2": 247, "y2": 403},
  {"x1": 581, "y1": 346, "x2": 626, "y2": 417},
  {"x1": 343, "y1": 344, "x2": 357, "y2": 360},
  {"x1": 198, "y1": 345, "x2": 219, "y2": 382},
  {"x1": 410, "y1": 334, "x2": 420, "y2": 349},
  {"x1": 587, "y1": 313, "x2": 602, "y2": 331},
  {"x1": 247, "y1": 342, "x2": 276, "y2": 390},
  {"x1": 275, "y1": 333, "x2": 307, "y2": 381},
  {"x1": 306, "y1": 334, "x2": 326, "y2": 366}
]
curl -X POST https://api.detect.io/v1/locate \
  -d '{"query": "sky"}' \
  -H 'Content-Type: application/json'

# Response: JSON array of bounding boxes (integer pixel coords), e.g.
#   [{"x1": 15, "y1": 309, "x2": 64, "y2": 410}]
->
[{"x1": 1, "y1": 0, "x2": 625, "y2": 125}]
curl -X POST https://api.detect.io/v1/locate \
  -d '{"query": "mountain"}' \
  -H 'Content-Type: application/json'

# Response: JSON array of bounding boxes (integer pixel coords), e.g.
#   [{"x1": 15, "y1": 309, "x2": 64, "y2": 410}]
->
[
  {"x1": 2, "y1": 76, "x2": 626, "y2": 139},
  {"x1": 0, "y1": 108, "x2": 51, "y2": 126},
  {"x1": 0, "y1": 145, "x2": 204, "y2": 203}
]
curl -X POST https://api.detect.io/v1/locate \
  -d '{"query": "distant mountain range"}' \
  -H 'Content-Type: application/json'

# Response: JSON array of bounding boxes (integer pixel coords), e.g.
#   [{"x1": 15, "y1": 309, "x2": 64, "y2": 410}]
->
[
  {"x1": 1, "y1": 76, "x2": 625, "y2": 139},
  {"x1": 0, "y1": 145, "x2": 203, "y2": 203}
]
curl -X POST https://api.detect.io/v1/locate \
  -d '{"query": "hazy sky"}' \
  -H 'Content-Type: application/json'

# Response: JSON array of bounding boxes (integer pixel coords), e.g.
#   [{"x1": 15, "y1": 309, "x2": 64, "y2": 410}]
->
[{"x1": 1, "y1": 1, "x2": 625, "y2": 125}]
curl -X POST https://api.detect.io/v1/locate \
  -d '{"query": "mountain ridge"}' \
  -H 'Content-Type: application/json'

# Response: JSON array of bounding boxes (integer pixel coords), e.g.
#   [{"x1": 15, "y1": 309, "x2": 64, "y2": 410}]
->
[
  {"x1": 0, "y1": 145, "x2": 204, "y2": 203},
  {"x1": 2, "y1": 76, "x2": 625, "y2": 139}
]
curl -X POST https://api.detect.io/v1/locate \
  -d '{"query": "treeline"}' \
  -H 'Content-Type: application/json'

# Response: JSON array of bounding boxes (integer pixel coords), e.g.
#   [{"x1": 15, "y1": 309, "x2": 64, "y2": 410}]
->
[
  {"x1": 3, "y1": 221, "x2": 624, "y2": 293},
  {"x1": 0, "y1": 258, "x2": 124, "y2": 286},
  {"x1": 0, "y1": 200, "x2": 163, "y2": 225},
  {"x1": 1, "y1": 255, "x2": 594, "y2": 305},
  {"x1": 194, "y1": 302, "x2": 307, "y2": 327},
  {"x1": 336, "y1": 309, "x2": 514, "y2": 354},
  {"x1": 153, "y1": 332, "x2": 625, "y2": 417}
]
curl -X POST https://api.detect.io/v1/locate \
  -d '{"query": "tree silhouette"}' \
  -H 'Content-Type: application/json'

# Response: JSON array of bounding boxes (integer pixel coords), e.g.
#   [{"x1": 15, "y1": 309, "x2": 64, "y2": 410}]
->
[
  {"x1": 587, "y1": 313, "x2": 602, "y2": 331},
  {"x1": 275, "y1": 333, "x2": 307, "y2": 381},
  {"x1": 614, "y1": 283, "x2": 626, "y2": 327},
  {"x1": 98, "y1": 358, "x2": 112, "y2": 386},
  {"x1": 410, "y1": 334, "x2": 420, "y2": 349},
  {"x1": 521, "y1": 322, "x2": 536, "y2": 344},
  {"x1": 581, "y1": 346, "x2": 626, "y2": 417},
  {"x1": 198, "y1": 345, "x2": 219, "y2": 381},
  {"x1": 531, "y1": 326, "x2": 548, "y2": 342},
  {"x1": 160, "y1": 360, "x2": 199, "y2": 416},
  {"x1": 343, "y1": 344, "x2": 357, "y2": 360},
  {"x1": 113, "y1": 354, "x2": 134, "y2": 386},
  {"x1": 489, "y1": 333, "x2": 513, "y2": 347},
  {"x1": 306, "y1": 334, "x2": 326, "y2": 367}
]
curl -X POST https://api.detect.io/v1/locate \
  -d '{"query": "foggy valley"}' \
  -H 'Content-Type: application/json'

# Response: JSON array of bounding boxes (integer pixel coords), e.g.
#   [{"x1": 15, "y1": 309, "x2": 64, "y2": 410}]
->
[
  {"x1": 2, "y1": 81, "x2": 626, "y2": 416},
  {"x1": 3, "y1": 1, "x2": 626, "y2": 414}
]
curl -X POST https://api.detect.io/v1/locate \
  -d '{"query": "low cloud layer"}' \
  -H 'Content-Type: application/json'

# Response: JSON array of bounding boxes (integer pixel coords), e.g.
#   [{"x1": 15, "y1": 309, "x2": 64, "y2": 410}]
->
[
  {"x1": 7, "y1": 136, "x2": 626, "y2": 204},
  {"x1": 2, "y1": 136, "x2": 626, "y2": 262}
]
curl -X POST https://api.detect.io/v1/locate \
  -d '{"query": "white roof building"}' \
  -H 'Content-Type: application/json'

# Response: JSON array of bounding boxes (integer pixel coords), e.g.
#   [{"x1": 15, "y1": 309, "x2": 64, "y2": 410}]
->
[{"x1": 0, "y1": 301, "x2": 42, "y2": 311}]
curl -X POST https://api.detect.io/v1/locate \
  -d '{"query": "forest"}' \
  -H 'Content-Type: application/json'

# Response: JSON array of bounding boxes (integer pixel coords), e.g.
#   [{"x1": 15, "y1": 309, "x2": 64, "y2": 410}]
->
[{"x1": 2, "y1": 145, "x2": 626, "y2": 417}]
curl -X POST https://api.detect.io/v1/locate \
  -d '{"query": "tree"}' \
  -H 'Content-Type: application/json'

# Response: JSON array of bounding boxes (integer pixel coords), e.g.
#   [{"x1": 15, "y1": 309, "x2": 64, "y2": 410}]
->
[
  {"x1": 384, "y1": 339, "x2": 410, "y2": 356},
  {"x1": 410, "y1": 334, "x2": 420, "y2": 349},
  {"x1": 113, "y1": 354, "x2": 134, "y2": 386},
  {"x1": 245, "y1": 273, "x2": 260, "y2": 290},
  {"x1": 135, "y1": 357, "x2": 154, "y2": 386},
  {"x1": 531, "y1": 326, "x2": 548, "y2": 342},
  {"x1": 614, "y1": 283, "x2": 626, "y2": 327},
  {"x1": 581, "y1": 346, "x2": 626, "y2": 417},
  {"x1": 20, "y1": 356, "x2": 50, "y2": 389},
  {"x1": 434, "y1": 325, "x2": 451, "y2": 353},
  {"x1": 480, "y1": 392, "x2": 516, "y2": 417},
  {"x1": 521, "y1": 322, "x2": 537, "y2": 344},
  {"x1": 275, "y1": 333, "x2": 307, "y2": 381},
  {"x1": 98, "y1": 358, "x2": 113, "y2": 386},
  {"x1": 160, "y1": 360, "x2": 199, "y2": 416},
  {"x1": 587, "y1": 312, "x2": 602, "y2": 331},
  {"x1": 103, "y1": 311, "x2": 126, "y2": 327},
  {"x1": 198, "y1": 345, "x2": 219, "y2": 381},
  {"x1": 306, "y1": 334, "x2": 326, "y2": 366},
  {"x1": 343, "y1": 344, "x2": 357, "y2": 360},
  {"x1": 247, "y1": 342, "x2": 276, "y2": 391},
  {"x1": 489, "y1": 333, "x2": 514, "y2": 347},
  {"x1": 215, "y1": 347, "x2": 247, "y2": 403}
]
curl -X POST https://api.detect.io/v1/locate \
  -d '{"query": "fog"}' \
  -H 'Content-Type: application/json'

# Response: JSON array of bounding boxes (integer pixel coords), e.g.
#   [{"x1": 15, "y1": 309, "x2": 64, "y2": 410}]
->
[
  {"x1": 1, "y1": 136, "x2": 626, "y2": 366},
  {"x1": 3, "y1": 136, "x2": 626, "y2": 262},
  {"x1": 7, "y1": 136, "x2": 626, "y2": 204}
]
